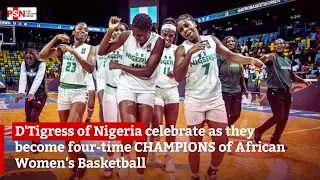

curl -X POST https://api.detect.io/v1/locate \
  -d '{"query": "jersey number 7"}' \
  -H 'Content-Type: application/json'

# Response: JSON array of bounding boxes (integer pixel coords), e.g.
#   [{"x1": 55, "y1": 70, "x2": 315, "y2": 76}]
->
[{"x1": 202, "y1": 63, "x2": 210, "y2": 75}]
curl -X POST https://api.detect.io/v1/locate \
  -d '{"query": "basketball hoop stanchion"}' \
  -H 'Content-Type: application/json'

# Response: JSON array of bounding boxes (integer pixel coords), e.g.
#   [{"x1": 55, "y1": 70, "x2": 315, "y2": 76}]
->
[{"x1": 0, "y1": 41, "x2": 2, "y2": 51}]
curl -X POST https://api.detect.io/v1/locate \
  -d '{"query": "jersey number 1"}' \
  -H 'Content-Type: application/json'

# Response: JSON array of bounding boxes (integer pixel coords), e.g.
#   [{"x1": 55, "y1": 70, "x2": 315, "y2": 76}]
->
[
  {"x1": 202, "y1": 63, "x2": 210, "y2": 75},
  {"x1": 66, "y1": 62, "x2": 77, "y2": 72},
  {"x1": 163, "y1": 67, "x2": 171, "y2": 74}
]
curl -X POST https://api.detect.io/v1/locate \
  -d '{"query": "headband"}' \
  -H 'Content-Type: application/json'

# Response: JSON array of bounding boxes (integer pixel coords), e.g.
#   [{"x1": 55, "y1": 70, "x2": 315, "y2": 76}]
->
[{"x1": 161, "y1": 24, "x2": 176, "y2": 32}]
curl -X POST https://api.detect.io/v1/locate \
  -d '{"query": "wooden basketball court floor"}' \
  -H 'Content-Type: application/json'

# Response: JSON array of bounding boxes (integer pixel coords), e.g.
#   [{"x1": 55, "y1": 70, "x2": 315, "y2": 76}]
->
[{"x1": 1, "y1": 92, "x2": 320, "y2": 180}]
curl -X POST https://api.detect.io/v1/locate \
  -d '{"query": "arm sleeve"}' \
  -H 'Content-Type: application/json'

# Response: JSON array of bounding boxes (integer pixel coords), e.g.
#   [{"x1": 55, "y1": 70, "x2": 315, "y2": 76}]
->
[
  {"x1": 29, "y1": 62, "x2": 46, "y2": 94},
  {"x1": 18, "y1": 61, "x2": 27, "y2": 94}
]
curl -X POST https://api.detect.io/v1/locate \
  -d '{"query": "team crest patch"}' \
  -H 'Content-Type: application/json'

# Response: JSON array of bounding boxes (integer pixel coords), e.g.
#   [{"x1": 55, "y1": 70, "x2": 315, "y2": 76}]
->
[
  {"x1": 81, "y1": 48, "x2": 86, "y2": 54},
  {"x1": 147, "y1": 44, "x2": 151, "y2": 52},
  {"x1": 205, "y1": 40, "x2": 211, "y2": 49}
]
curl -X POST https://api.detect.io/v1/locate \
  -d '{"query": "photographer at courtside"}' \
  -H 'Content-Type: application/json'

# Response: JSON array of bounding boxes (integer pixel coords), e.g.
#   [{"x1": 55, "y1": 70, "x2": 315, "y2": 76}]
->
[{"x1": 254, "y1": 38, "x2": 311, "y2": 150}]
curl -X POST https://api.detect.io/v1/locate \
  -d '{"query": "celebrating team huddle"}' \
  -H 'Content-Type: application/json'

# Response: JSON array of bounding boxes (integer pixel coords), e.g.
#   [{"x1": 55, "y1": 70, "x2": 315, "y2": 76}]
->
[{"x1": 32, "y1": 13, "x2": 264, "y2": 180}]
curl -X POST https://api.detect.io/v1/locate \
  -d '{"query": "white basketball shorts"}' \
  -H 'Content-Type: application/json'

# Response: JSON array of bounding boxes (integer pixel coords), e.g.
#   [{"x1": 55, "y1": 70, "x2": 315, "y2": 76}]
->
[
  {"x1": 117, "y1": 88, "x2": 155, "y2": 108},
  {"x1": 184, "y1": 96, "x2": 228, "y2": 126},
  {"x1": 154, "y1": 86, "x2": 180, "y2": 107},
  {"x1": 58, "y1": 86, "x2": 88, "y2": 111}
]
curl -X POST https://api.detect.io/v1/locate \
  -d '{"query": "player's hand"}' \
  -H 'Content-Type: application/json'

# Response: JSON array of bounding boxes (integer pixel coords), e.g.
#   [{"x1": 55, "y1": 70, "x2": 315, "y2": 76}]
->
[
  {"x1": 109, "y1": 16, "x2": 121, "y2": 31},
  {"x1": 59, "y1": 44, "x2": 74, "y2": 53},
  {"x1": 27, "y1": 94, "x2": 35, "y2": 101},
  {"x1": 55, "y1": 33, "x2": 70, "y2": 43},
  {"x1": 187, "y1": 41, "x2": 206, "y2": 55},
  {"x1": 304, "y1": 80, "x2": 312, "y2": 87},
  {"x1": 250, "y1": 58, "x2": 264, "y2": 69},
  {"x1": 265, "y1": 53, "x2": 276, "y2": 62},
  {"x1": 166, "y1": 71, "x2": 174, "y2": 78},
  {"x1": 244, "y1": 90, "x2": 249, "y2": 98},
  {"x1": 14, "y1": 93, "x2": 23, "y2": 104},
  {"x1": 109, "y1": 60, "x2": 121, "y2": 70}
]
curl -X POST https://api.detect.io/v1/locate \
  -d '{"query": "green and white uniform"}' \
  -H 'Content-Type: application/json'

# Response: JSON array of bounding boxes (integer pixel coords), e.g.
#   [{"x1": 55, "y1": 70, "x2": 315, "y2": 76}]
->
[
  {"x1": 155, "y1": 45, "x2": 180, "y2": 106},
  {"x1": 97, "y1": 46, "x2": 123, "y2": 122},
  {"x1": 117, "y1": 31, "x2": 161, "y2": 107},
  {"x1": 181, "y1": 35, "x2": 227, "y2": 125},
  {"x1": 58, "y1": 43, "x2": 91, "y2": 110}
]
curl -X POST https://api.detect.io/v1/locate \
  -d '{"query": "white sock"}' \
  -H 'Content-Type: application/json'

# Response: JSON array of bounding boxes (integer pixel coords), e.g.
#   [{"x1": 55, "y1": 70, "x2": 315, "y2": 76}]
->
[
  {"x1": 209, "y1": 164, "x2": 218, "y2": 170},
  {"x1": 192, "y1": 172, "x2": 200, "y2": 178}
]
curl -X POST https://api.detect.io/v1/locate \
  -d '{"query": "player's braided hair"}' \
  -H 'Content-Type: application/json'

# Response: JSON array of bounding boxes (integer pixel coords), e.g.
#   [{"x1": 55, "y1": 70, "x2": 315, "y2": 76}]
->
[
  {"x1": 176, "y1": 14, "x2": 200, "y2": 30},
  {"x1": 132, "y1": 13, "x2": 152, "y2": 30},
  {"x1": 120, "y1": 22, "x2": 129, "y2": 30},
  {"x1": 163, "y1": 17, "x2": 176, "y2": 26}
]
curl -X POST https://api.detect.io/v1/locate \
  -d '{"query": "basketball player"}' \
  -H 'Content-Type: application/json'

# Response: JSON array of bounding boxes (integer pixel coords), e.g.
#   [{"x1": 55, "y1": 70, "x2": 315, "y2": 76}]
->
[
  {"x1": 174, "y1": 14, "x2": 263, "y2": 180},
  {"x1": 96, "y1": 22, "x2": 129, "y2": 179},
  {"x1": 39, "y1": 22, "x2": 95, "y2": 180},
  {"x1": 85, "y1": 36, "x2": 96, "y2": 123},
  {"x1": 217, "y1": 36, "x2": 248, "y2": 127},
  {"x1": 96, "y1": 23, "x2": 129, "y2": 124},
  {"x1": 150, "y1": 18, "x2": 179, "y2": 173},
  {"x1": 14, "y1": 49, "x2": 47, "y2": 151},
  {"x1": 254, "y1": 38, "x2": 311, "y2": 150},
  {"x1": 98, "y1": 14, "x2": 165, "y2": 179},
  {"x1": 85, "y1": 73, "x2": 96, "y2": 122}
]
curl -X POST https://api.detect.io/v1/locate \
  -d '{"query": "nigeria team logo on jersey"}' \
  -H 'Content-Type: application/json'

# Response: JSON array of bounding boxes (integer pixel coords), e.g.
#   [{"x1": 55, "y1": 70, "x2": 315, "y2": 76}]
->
[
  {"x1": 107, "y1": 51, "x2": 122, "y2": 60},
  {"x1": 160, "y1": 55, "x2": 174, "y2": 65},
  {"x1": 190, "y1": 51, "x2": 217, "y2": 67},
  {"x1": 126, "y1": 52, "x2": 147, "y2": 68}
]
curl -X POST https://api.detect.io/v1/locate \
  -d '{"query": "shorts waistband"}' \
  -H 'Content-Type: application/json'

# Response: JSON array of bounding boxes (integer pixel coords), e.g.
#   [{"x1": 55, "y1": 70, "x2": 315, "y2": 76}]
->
[
  {"x1": 268, "y1": 88, "x2": 290, "y2": 93},
  {"x1": 60, "y1": 82, "x2": 87, "y2": 89}
]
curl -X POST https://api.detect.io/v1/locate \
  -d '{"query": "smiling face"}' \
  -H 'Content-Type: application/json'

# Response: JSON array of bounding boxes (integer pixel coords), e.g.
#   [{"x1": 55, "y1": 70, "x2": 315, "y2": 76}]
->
[
  {"x1": 177, "y1": 18, "x2": 199, "y2": 42},
  {"x1": 73, "y1": 23, "x2": 89, "y2": 43},
  {"x1": 274, "y1": 39, "x2": 285, "y2": 53},
  {"x1": 225, "y1": 37, "x2": 236, "y2": 51},
  {"x1": 111, "y1": 24, "x2": 127, "y2": 40},
  {"x1": 161, "y1": 28, "x2": 176, "y2": 48}
]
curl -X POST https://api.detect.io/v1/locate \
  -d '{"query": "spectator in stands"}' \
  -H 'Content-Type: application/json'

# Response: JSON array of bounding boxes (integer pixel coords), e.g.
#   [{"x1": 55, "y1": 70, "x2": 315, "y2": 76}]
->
[
  {"x1": 240, "y1": 43, "x2": 246, "y2": 55},
  {"x1": 260, "y1": 48, "x2": 266, "y2": 57},
  {"x1": 247, "y1": 38, "x2": 252, "y2": 49},
  {"x1": 316, "y1": 31, "x2": 320, "y2": 45},
  {"x1": 249, "y1": 64, "x2": 256, "y2": 80},
  {"x1": 292, "y1": 58, "x2": 301, "y2": 72},
  {"x1": 243, "y1": 65, "x2": 249, "y2": 87},
  {"x1": 295, "y1": 45, "x2": 301, "y2": 59},
  {"x1": 301, "y1": 62, "x2": 311, "y2": 73},
  {"x1": 254, "y1": 38, "x2": 312, "y2": 150},
  {"x1": 0, "y1": 72, "x2": 5, "y2": 89},
  {"x1": 309, "y1": 30, "x2": 317, "y2": 47},
  {"x1": 300, "y1": 46, "x2": 307, "y2": 65}
]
